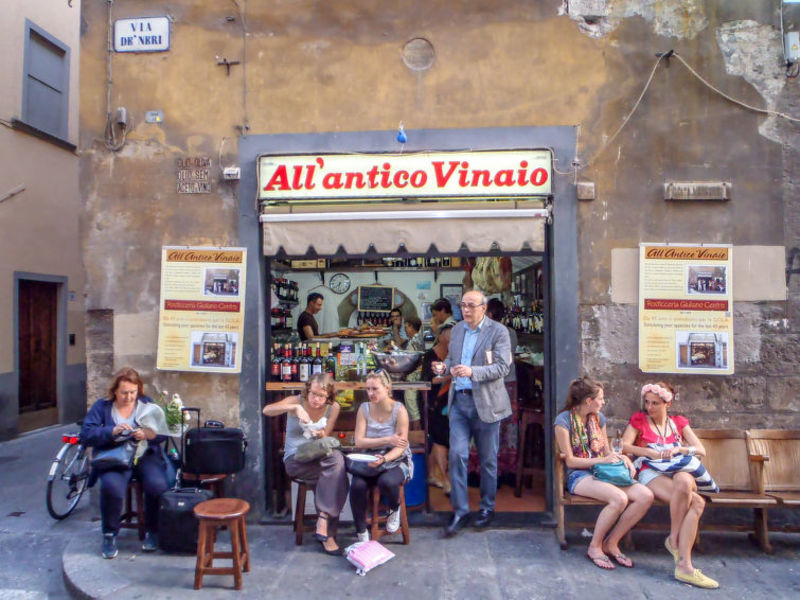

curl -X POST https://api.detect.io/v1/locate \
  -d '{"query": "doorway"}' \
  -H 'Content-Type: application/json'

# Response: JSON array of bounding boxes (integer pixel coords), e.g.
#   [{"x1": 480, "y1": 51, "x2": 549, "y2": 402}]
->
[{"x1": 17, "y1": 279, "x2": 59, "y2": 432}]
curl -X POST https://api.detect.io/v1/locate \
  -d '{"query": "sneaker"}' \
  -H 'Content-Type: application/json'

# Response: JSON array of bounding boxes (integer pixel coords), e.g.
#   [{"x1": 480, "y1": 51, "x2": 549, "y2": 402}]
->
[
  {"x1": 356, "y1": 530, "x2": 370, "y2": 543},
  {"x1": 142, "y1": 531, "x2": 158, "y2": 553},
  {"x1": 102, "y1": 533, "x2": 118, "y2": 559},
  {"x1": 386, "y1": 508, "x2": 400, "y2": 533},
  {"x1": 675, "y1": 567, "x2": 719, "y2": 589},
  {"x1": 664, "y1": 537, "x2": 679, "y2": 564}
]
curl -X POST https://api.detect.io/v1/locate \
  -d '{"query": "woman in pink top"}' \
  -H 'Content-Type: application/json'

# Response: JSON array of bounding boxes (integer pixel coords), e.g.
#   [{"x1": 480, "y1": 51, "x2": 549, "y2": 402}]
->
[{"x1": 621, "y1": 382, "x2": 718, "y2": 589}]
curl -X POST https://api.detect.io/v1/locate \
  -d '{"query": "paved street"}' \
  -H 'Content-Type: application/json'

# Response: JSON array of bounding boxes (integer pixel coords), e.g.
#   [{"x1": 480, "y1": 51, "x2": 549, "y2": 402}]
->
[{"x1": 2, "y1": 425, "x2": 800, "y2": 599}]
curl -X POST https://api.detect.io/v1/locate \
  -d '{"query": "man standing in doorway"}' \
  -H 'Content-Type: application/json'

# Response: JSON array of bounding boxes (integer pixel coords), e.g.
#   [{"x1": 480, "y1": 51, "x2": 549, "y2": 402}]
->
[
  {"x1": 430, "y1": 297, "x2": 456, "y2": 342},
  {"x1": 434, "y1": 289, "x2": 511, "y2": 537},
  {"x1": 298, "y1": 292, "x2": 323, "y2": 341}
]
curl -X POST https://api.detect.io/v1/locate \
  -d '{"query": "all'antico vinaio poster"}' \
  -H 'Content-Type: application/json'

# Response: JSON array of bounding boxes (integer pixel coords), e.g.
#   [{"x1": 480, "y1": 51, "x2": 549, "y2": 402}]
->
[
  {"x1": 638, "y1": 243, "x2": 733, "y2": 375},
  {"x1": 156, "y1": 247, "x2": 247, "y2": 373}
]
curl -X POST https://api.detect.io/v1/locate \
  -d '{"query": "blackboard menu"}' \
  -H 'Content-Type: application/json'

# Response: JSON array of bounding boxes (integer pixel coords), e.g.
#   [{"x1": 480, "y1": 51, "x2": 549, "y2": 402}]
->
[{"x1": 357, "y1": 285, "x2": 395, "y2": 312}]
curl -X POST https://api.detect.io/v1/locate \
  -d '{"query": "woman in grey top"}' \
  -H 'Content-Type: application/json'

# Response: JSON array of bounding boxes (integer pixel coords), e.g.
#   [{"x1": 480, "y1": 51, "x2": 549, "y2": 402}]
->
[
  {"x1": 262, "y1": 373, "x2": 347, "y2": 555},
  {"x1": 349, "y1": 370, "x2": 412, "y2": 542}
]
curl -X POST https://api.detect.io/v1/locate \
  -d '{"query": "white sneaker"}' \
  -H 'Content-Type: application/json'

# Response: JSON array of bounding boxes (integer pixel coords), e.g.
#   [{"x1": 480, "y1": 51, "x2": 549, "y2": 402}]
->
[
  {"x1": 386, "y1": 508, "x2": 400, "y2": 533},
  {"x1": 356, "y1": 530, "x2": 370, "y2": 543}
]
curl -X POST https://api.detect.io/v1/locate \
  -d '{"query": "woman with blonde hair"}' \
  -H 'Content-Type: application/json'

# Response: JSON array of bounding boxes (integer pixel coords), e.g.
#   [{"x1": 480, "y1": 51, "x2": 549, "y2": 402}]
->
[
  {"x1": 263, "y1": 372, "x2": 348, "y2": 555},
  {"x1": 554, "y1": 377, "x2": 653, "y2": 570},
  {"x1": 621, "y1": 382, "x2": 718, "y2": 589}
]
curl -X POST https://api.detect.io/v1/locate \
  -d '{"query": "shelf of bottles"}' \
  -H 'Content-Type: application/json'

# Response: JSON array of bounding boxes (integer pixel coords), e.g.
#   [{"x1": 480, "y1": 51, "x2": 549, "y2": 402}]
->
[
  {"x1": 355, "y1": 311, "x2": 392, "y2": 327},
  {"x1": 270, "y1": 340, "x2": 376, "y2": 384},
  {"x1": 270, "y1": 276, "x2": 299, "y2": 332},
  {"x1": 504, "y1": 301, "x2": 544, "y2": 335}
]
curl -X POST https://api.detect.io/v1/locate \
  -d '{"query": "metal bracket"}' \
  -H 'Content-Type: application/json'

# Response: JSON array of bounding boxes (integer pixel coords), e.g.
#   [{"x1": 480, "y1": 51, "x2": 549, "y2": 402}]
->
[{"x1": 216, "y1": 57, "x2": 241, "y2": 76}]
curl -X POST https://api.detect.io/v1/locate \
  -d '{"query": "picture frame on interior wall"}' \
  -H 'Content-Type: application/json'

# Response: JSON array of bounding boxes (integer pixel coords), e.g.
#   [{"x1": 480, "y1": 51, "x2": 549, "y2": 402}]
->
[
  {"x1": 440, "y1": 284, "x2": 463, "y2": 321},
  {"x1": 421, "y1": 302, "x2": 433, "y2": 322}
]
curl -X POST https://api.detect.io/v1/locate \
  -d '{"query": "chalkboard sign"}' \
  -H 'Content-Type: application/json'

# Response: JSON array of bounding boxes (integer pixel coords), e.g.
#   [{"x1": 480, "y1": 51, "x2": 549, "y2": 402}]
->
[{"x1": 357, "y1": 285, "x2": 395, "y2": 312}]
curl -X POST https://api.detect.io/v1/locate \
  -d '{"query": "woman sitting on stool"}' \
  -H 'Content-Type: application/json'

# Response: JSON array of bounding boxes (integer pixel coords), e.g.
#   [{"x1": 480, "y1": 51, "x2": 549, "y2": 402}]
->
[
  {"x1": 262, "y1": 372, "x2": 348, "y2": 555},
  {"x1": 350, "y1": 370, "x2": 413, "y2": 542},
  {"x1": 80, "y1": 367, "x2": 170, "y2": 559}
]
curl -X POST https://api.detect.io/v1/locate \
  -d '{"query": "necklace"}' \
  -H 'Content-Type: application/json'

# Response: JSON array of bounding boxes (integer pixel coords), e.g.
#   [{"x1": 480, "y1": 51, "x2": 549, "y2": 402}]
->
[{"x1": 649, "y1": 416, "x2": 669, "y2": 445}]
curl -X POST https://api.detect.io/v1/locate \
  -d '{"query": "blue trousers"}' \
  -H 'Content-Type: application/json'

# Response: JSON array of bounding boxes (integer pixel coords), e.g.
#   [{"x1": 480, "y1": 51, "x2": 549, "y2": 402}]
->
[
  {"x1": 448, "y1": 391, "x2": 501, "y2": 517},
  {"x1": 99, "y1": 450, "x2": 168, "y2": 535}
]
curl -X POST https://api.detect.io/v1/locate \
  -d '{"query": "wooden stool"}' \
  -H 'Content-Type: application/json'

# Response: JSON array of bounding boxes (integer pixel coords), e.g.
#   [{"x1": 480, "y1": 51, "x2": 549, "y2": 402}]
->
[
  {"x1": 120, "y1": 479, "x2": 145, "y2": 540},
  {"x1": 515, "y1": 407, "x2": 545, "y2": 497},
  {"x1": 366, "y1": 484, "x2": 410, "y2": 544},
  {"x1": 292, "y1": 479, "x2": 316, "y2": 545},
  {"x1": 182, "y1": 472, "x2": 227, "y2": 497},
  {"x1": 193, "y1": 498, "x2": 251, "y2": 590}
]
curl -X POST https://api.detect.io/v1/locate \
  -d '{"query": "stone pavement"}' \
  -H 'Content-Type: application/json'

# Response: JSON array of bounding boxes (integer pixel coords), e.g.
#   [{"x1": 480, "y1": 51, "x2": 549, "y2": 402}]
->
[{"x1": 63, "y1": 520, "x2": 800, "y2": 600}]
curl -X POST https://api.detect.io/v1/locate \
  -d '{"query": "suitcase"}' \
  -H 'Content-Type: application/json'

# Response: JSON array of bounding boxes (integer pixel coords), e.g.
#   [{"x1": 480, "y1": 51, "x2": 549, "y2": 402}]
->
[
  {"x1": 182, "y1": 408, "x2": 247, "y2": 475},
  {"x1": 157, "y1": 487, "x2": 213, "y2": 553}
]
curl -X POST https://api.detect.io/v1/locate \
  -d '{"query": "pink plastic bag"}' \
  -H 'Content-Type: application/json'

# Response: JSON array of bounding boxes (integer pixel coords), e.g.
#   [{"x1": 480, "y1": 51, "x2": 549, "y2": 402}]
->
[{"x1": 344, "y1": 540, "x2": 395, "y2": 576}]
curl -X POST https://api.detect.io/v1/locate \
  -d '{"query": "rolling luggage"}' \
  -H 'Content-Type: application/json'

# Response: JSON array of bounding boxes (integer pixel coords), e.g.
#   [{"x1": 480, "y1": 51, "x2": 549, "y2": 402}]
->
[
  {"x1": 182, "y1": 408, "x2": 247, "y2": 475},
  {"x1": 157, "y1": 487, "x2": 213, "y2": 553}
]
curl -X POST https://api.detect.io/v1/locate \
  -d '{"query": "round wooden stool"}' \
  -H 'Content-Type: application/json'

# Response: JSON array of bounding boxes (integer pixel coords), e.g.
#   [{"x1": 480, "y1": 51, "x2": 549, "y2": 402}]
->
[
  {"x1": 193, "y1": 498, "x2": 250, "y2": 590},
  {"x1": 182, "y1": 472, "x2": 227, "y2": 497}
]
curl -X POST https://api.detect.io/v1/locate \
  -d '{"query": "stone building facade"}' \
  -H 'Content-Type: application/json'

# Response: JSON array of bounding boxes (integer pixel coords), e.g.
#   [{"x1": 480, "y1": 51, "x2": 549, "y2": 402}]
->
[{"x1": 79, "y1": 1, "x2": 798, "y2": 516}]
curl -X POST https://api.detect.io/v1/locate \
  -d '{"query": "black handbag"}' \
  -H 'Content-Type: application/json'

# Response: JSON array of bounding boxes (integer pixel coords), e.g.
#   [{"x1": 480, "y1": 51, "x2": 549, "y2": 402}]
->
[{"x1": 91, "y1": 441, "x2": 136, "y2": 471}]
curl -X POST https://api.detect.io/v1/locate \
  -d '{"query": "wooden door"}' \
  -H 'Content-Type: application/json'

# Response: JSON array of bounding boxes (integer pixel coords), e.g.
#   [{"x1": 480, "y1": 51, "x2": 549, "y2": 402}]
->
[{"x1": 18, "y1": 280, "x2": 58, "y2": 412}]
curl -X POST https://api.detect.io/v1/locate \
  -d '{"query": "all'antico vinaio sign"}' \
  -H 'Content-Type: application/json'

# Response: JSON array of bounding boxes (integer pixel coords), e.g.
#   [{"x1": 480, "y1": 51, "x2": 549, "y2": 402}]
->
[{"x1": 257, "y1": 150, "x2": 552, "y2": 200}]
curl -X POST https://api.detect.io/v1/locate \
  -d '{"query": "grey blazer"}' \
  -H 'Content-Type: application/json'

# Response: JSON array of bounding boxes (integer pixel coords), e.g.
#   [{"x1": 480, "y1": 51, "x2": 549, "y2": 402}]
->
[{"x1": 445, "y1": 317, "x2": 512, "y2": 423}]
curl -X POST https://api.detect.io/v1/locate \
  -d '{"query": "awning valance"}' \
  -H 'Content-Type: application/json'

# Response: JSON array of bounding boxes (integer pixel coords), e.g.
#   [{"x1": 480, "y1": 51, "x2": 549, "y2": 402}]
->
[{"x1": 259, "y1": 208, "x2": 547, "y2": 256}]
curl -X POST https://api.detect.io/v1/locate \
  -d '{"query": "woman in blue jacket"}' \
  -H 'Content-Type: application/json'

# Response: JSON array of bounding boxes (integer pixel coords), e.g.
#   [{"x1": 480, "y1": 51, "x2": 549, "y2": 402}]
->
[{"x1": 80, "y1": 367, "x2": 169, "y2": 559}]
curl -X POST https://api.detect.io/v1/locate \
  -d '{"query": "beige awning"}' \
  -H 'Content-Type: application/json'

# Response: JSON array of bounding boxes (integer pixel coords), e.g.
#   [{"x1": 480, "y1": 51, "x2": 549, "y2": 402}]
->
[{"x1": 259, "y1": 207, "x2": 547, "y2": 256}]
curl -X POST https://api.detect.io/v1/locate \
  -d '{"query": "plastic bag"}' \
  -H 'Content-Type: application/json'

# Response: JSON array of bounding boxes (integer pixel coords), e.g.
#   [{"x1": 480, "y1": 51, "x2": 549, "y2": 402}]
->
[{"x1": 344, "y1": 540, "x2": 395, "y2": 576}]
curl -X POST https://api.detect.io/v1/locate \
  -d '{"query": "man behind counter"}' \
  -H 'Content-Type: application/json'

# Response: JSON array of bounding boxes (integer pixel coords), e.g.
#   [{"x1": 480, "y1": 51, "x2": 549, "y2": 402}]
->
[{"x1": 298, "y1": 292, "x2": 323, "y2": 341}]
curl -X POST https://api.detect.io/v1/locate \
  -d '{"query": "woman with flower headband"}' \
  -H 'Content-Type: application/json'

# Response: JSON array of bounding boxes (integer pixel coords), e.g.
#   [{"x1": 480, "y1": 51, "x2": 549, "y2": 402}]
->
[
  {"x1": 554, "y1": 377, "x2": 653, "y2": 570},
  {"x1": 620, "y1": 382, "x2": 718, "y2": 589}
]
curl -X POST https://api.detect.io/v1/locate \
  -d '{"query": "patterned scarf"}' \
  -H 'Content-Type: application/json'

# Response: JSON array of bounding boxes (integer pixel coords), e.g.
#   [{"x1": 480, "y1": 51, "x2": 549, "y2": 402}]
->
[{"x1": 570, "y1": 409, "x2": 606, "y2": 458}]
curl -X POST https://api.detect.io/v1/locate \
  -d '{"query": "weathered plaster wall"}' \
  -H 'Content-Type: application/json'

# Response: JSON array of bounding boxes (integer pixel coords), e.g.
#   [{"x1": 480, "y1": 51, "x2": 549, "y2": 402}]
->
[{"x1": 80, "y1": 2, "x2": 798, "y2": 436}]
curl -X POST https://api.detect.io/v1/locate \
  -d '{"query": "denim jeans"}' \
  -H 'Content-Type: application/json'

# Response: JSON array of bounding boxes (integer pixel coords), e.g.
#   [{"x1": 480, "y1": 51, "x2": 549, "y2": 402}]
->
[{"x1": 448, "y1": 391, "x2": 501, "y2": 517}]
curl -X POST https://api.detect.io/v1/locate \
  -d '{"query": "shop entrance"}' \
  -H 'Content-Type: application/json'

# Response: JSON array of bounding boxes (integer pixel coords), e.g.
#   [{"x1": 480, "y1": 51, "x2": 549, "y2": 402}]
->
[{"x1": 263, "y1": 244, "x2": 549, "y2": 516}]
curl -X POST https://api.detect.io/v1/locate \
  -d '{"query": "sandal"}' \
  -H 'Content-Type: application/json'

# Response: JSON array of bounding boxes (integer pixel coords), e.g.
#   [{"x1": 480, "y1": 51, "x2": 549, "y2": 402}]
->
[
  {"x1": 315, "y1": 513, "x2": 330, "y2": 542},
  {"x1": 611, "y1": 553, "x2": 634, "y2": 568},
  {"x1": 318, "y1": 537, "x2": 342, "y2": 556},
  {"x1": 586, "y1": 553, "x2": 615, "y2": 570}
]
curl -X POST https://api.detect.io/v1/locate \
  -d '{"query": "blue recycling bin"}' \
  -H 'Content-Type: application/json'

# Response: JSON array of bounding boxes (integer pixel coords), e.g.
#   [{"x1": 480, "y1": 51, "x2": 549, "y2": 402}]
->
[{"x1": 405, "y1": 451, "x2": 427, "y2": 507}]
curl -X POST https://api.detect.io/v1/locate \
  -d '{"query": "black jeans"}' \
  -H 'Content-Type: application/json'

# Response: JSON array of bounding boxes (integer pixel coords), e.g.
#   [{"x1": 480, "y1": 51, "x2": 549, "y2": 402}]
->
[
  {"x1": 99, "y1": 450, "x2": 168, "y2": 535},
  {"x1": 349, "y1": 466, "x2": 406, "y2": 533}
]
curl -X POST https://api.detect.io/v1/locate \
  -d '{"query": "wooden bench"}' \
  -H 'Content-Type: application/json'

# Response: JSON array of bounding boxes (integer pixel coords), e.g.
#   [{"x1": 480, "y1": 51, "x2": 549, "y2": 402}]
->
[
  {"x1": 745, "y1": 429, "x2": 800, "y2": 550},
  {"x1": 554, "y1": 429, "x2": 775, "y2": 551},
  {"x1": 691, "y1": 429, "x2": 777, "y2": 553}
]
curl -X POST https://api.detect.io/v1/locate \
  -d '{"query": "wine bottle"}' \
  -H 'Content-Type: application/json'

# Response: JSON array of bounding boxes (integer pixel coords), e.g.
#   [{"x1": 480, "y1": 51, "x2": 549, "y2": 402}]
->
[
  {"x1": 312, "y1": 344, "x2": 323, "y2": 375},
  {"x1": 298, "y1": 344, "x2": 310, "y2": 382},
  {"x1": 271, "y1": 343, "x2": 282, "y2": 380},
  {"x1": 281, "y1": 344, "x2": 292, "y2": 382}
]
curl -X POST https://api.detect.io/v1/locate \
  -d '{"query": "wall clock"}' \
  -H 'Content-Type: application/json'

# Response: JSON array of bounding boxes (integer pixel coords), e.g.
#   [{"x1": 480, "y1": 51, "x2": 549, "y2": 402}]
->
[{"x1": 329, "y1": 273, "x2": 351, "y2": 294}]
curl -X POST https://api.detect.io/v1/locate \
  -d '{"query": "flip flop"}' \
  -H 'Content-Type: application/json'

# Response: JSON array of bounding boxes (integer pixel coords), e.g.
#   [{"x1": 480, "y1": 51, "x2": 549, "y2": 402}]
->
[
  {"x1": 611, "y1": 553, "x2": 634, "y2": 568},
  {"x1": 586, "y1": 553, "x2": 615, "y2": 570}
]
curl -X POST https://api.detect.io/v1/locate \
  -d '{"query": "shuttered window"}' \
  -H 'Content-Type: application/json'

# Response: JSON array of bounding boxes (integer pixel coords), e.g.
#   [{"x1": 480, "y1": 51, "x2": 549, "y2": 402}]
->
[{"x1": 22, "y1": 20, "x2": 70, "y2": 140}]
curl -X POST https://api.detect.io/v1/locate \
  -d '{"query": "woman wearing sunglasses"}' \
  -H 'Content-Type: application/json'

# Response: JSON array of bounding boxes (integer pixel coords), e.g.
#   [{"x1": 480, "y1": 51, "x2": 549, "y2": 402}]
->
[
  {"x1": 349, "y1": 369, "x2": 413, "y2": 542},
  {"x1": 262, "y1": 372, "x2": 348, "y2": 555}
]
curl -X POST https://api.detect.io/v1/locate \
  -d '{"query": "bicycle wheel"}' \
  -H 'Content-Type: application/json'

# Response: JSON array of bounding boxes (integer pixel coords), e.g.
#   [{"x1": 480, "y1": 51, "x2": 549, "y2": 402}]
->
[{"x1": 46, "y1": 443, "x2": 90, "y2": 519}]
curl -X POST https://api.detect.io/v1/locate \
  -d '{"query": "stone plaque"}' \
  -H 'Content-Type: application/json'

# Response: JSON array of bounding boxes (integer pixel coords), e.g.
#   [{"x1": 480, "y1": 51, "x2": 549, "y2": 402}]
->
[{"x1": 177, "y1": 157, "x2": 211, "y2": 194}]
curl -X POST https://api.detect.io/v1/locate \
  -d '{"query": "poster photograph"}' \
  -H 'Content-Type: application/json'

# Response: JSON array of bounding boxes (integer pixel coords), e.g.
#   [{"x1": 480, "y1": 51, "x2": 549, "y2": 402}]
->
[
  {"x1": 638, "y1": 243, "x2": 733, "y2": 375},
  {"x1": 157, "y1": 246, "x2": 247, "y2": 373}
]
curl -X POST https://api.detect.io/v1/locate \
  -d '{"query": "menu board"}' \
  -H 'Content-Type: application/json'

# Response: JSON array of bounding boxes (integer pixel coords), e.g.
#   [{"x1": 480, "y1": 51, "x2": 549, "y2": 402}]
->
[
  {"x1": 156, "y1": 246, "x2": 247, "y2": 373},
  {"x1": 638, "y1": 243, "x2": 733, "y2": 375},
  {"x1": 357, "y1": 285, "x2": 395, "y2": 313}
]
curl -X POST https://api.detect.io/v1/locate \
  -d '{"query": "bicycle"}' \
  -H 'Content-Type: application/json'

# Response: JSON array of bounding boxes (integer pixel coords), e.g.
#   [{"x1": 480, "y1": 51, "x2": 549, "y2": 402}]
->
[{"x1": 46, "y1": 422, "x2": 91, "y2": 519}]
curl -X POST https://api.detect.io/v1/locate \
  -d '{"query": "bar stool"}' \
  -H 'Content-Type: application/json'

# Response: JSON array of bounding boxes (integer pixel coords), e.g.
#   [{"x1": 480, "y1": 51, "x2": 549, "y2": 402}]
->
[
  {"x1": 366, "y1": 484, "x2": 410, "y2": 544},
  {"x1": 182, "y1": 472, "x2": 227, "y2": 497},
  {"x1": 193, "y1": 498, "x2": 250, "y2": 590},
  {"x1": 119, "y1": 479, "x2": 145, "y2": 540},
  {"x1": 515, "y1": 407, "x2": 544, "y2": 497},
  {"x1": 291, "y1": 479, "x2": 316, "y2": 545}
]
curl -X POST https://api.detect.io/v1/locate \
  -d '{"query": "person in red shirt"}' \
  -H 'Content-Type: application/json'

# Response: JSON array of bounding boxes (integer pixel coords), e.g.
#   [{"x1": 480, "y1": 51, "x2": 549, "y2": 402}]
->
[{"x1": 621, "y1": 382, "x2": 718, "y2": 589}]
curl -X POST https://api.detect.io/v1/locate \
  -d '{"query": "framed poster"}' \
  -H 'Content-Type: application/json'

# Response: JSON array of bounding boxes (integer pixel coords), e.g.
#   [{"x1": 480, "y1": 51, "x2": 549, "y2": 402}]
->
[
  {"x1": 440, "y1": 284, "x2": 463, "y2": 321},
  {"x1": 638, "y1": 243, "x2": 733, "y2": 375}
]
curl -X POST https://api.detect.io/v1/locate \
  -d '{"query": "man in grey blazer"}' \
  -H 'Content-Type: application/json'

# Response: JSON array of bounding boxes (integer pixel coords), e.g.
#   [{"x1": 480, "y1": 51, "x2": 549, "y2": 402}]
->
[{"x1": 434, "y1": 290, "x2": 512, "y2": 536}]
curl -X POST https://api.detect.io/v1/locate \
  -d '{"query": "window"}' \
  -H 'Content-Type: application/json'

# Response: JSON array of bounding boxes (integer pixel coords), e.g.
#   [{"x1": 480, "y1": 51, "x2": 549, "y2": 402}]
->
[{"x1": 22, "y1": 20, "x2": 70, "y2": 140}]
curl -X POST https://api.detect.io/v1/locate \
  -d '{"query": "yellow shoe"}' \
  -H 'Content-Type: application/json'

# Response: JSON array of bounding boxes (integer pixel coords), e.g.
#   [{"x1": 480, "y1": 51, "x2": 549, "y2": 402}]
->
[
  {"x1": 664, "y1": 537, "x2": 679, "y2": 564},
  {"x1": 675, "y1": 567, "x2": 719, "y2": 589}
]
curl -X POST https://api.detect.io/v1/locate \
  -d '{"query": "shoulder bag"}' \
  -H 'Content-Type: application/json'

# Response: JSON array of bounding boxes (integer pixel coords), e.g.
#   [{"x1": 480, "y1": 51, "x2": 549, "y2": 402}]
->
[
  {"x1": 294, "y1": 436, "x2": 341, "y2": 463},
  {"x1": 91, "y1": 441, "x2": 136, "y2": 471},
  {"x1": 592, "y1": 460, "x2": 635, "y2": 487}
]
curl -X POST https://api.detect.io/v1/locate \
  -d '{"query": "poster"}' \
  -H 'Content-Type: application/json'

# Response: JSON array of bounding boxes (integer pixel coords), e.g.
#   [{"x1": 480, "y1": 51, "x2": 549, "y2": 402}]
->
[
  {"x1": 156, "y1": 246, "x2": 247, "y2": 373},
  {"x1": 638, "y1": 244, "x2": 733, "y2": 375}
]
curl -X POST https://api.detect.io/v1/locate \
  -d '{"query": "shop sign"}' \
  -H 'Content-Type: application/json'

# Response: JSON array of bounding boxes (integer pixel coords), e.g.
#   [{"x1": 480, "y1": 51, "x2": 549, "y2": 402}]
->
[
  {"x1": 156, "y1": 246, "x2": 247, "y2": 373},
  {"x1": 258, "y1": 150, "x2": 552, "y2": 200},
  {"x1": 114, "y1": 17, "x2": 170, "y2": 52},
  {"x1": 638, "y1": 243, "x2": 733, "y2": 375},
  {"x1": 176, "y1": 157, "x2": 211, "y2": 194}
]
